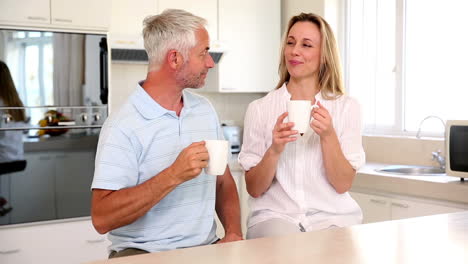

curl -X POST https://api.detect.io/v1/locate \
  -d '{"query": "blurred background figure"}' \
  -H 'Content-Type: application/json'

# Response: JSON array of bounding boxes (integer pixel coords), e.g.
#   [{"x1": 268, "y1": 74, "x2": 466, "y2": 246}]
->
[
  {"x1": 0, "y1": 60, "x2": 27, "y2": 166},
  {"x1": 0, "y1": 60, "x2": 27, "y2": 216}
]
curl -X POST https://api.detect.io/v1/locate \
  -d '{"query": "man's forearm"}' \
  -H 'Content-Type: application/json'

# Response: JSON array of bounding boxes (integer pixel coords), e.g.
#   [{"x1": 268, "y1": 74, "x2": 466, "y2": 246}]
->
[
  {"x1": 91, "y1": 167, "x2": 181, "y2": 234},
  {"x1": 215, "y1": 168, "x2": 242, "y2": 236}
]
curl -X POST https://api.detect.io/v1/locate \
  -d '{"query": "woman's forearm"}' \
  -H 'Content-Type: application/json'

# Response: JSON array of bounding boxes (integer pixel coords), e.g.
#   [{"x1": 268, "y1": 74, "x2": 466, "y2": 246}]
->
[
  {"x1": 320, "y1": 131, "x2": 356, "y2": 194},
  {"x1": 245, "y1": 147, "x2": 281, "y2": 198}
]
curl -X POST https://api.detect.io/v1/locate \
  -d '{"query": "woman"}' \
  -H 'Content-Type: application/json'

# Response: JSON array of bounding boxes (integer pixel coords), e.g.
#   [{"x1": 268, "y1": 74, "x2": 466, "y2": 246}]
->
[
  {"x1": 238, "y1": 13, "x2": 365, "y2": 239},
  {"x1": 0, "y1": 60, "x2": 27, "y2": 164}
]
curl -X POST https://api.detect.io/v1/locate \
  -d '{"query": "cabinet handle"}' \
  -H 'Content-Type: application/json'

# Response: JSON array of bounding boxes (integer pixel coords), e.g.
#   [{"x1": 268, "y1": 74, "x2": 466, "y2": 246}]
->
[
  {"x1": 391, "y1": 202, "x2": 409, "y2": 208},
  {"x1": 54, "y1": 18, "x2": 73, "y2": 23},
  {"x1": 370, "y1": 199, "x2": 387, "y2": 205},
  {"x1": 221, "y1": 87, "x2": 237, "y2": 91},
  {"x1": 39, "y1": 156, "x2": 51, "y2": 160},
  {"x1": 27, "y1": 16, "x2": 48, "y2": 21},
  {"x1": 86, "y1": 238, "x2": 105, "y2": 244},
  {"x1": 0, "y1": 248, "x2": 21, "y2": 254}
]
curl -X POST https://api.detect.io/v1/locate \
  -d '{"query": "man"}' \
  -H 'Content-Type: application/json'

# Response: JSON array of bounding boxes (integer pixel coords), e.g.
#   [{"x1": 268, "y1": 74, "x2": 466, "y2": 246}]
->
[{"x1": 91, "y1": 9, "x2": 243, "y2": 258}]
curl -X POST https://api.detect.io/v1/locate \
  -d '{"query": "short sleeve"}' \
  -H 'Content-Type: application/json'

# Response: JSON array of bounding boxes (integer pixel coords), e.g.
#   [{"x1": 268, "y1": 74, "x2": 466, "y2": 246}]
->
[
  {"x1": 91, "y1": 123, "x2": 139, "y2": 190},
  {"x1": 238, "y1": 101, "x2": 267, "y2": 171},
  {"x1": 339, "y1": 98, "x2": 366, "y2": 170}
]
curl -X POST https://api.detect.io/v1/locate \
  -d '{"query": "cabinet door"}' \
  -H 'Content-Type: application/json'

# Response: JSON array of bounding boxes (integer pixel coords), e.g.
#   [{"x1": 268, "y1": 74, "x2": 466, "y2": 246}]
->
[
  {"x1": 0, "y1": 219, "x2": 109, "y2": 264},
  {"x1": 158, "y1": 0, "x2": 218, "y2": 42},
  {"x1": 218, "y1": 0, "x2": 280, "y2": 92},
  {"x1": 9, "y1": 153, "x2": 56, "y2": 224},
  {"x1": 350, "y1": 192, "x2": 391, "y2": 223},
  {"x1": 51, "y1": 0, "x2": 111, "y2": 30},
  {"x1": 109, "y1": 0, "x2": 158, "y2": 38},
  {"x1": 0, "y1": 0, "x2": 50, "y2": 26},
  {"x1": 390, "y1": 198, "x2": 465, "y2": 221},
  {"x1": 54, "y1": 151, "x2": 95, "y2": 219}
]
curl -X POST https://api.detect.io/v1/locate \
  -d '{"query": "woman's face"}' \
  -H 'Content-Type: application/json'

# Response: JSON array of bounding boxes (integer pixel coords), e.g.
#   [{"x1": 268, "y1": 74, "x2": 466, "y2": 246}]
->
[{"x1": 284, "y1": 21, "x2": 322, "y2": 80}]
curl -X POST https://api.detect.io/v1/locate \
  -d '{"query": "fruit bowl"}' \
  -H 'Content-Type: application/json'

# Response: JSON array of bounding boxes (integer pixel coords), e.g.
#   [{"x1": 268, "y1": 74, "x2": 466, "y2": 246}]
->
[{"x1": 37, "y1": 110, "x2": 72, "y2": 137}]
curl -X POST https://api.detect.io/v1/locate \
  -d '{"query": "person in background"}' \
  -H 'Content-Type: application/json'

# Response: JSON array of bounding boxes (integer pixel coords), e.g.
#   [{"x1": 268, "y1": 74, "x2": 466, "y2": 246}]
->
[
  {"x1": 91, "y1": 9, "x2": 242, "y2": 258},
  {"x1": 0, "y1": 60, "x2": 27, "y2": 216},
  {"x1": 238, "y1": 13, "x2": 365, "y2": 239},
  {"x1": 0, "y1": 60, "x2": 27, "y2": 165}
]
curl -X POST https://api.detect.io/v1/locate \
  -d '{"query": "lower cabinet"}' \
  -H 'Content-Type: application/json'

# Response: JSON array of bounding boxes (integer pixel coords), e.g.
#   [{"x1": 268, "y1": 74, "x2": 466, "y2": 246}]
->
[
  {"x1": 0, "y1": 219, "x2": 110, "y2": 264},
  {"x1": 350, "y1": 191, "x2": 468, "y2": 224},
  {"x1": 1, "y1": 150, "x2": 95, "y2": 225}
]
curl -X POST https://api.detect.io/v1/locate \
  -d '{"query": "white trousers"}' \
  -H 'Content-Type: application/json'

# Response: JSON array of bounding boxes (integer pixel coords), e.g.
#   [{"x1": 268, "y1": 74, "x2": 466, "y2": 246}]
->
[
  {"x1": 246, "y1": 218, "x2": 302, "y2": 239},
  {"x1": 246, "y1": 218, "x2": 339, "y2": 240}
]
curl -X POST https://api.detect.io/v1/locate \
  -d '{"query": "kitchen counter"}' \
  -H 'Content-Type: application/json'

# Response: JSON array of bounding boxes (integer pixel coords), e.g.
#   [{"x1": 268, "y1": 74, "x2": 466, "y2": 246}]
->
[
  {"x1": 353, "y1": 163, "x2": 468, "y2": 204},
  {"x1": 229, "y1": 159, "x2": 468, "y2": 205},
  {"x1": 87, "y1": 211, "x2": 468, "y2": 264},
  {"x1": 23, "y1": 133, "x2": 99, "y2": 152}
]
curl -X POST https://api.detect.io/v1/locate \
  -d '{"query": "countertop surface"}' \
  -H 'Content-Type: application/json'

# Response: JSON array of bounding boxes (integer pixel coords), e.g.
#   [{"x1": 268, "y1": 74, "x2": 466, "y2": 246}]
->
[
  {"x1": 23, "y1": 133, "x2": 99, "y2": 152},
  {"x1": 229, "y1": 158, "x2": 468, "y2": 204},
  {"x1": 87, "y1": 211, "x2": 468, "y2": 264},
  {"x1": 353, "y1": 163, "x2": 468, "y2": 204}
]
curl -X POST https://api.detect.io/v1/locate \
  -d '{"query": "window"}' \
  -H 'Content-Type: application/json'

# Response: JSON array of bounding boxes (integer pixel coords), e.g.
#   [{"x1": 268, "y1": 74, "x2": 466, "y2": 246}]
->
[
  {"x1": 7, "y1": 31, "x2": 53, "y2": 125},
  {"x1": 345, "y1": 0, "x2": 468, "y2": 137}
]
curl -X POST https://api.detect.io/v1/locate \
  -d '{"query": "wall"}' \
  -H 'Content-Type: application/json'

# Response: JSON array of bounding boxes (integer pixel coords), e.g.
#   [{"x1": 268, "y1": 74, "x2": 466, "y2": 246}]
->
[
  {"x1": 363, "y1": 136, "x2": 445, "y2": 166},
  {"x1": 282, "y1": 0, "x2": 325, "y2": 30},
  {"x1": 109, "y1": 63, "x2": 265, "y2": 125}
]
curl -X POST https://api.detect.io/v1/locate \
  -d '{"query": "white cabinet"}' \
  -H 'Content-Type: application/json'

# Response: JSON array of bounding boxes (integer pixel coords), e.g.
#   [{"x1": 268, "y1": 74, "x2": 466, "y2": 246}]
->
[
  {"x1": 390, "y1": 198, "x2": 463, "y2": 221},
  {"x1": 50, "y1": 0, "x2": 111, "y2": 30},
  {"x1": 214, "y1": 0, "x2": 280, "y2": 93},
  {"x1": 158, "y1": 0, "x2": 218, "y2": 42},
  {"x1": 0, "y1": 0, "x2": 111, "y2": 31},
  {"x1": 109, "y1": 0, "x2": 217, "y2": 48},
  {"x1": 0, "y1": 0, "x2": 50, "y2": 26},
  {"x1": 109, "y1": 0, "x2": 157, "y2": 48},
  {"x1": 0, "y1": 219, "x2": 110, "y2": 264},
  {"x1": 350, "y1": 192, "x2": 467, "y2": 224},
  {"x1": 350, "y1": 192, "x2": 391, "y2": 223}
]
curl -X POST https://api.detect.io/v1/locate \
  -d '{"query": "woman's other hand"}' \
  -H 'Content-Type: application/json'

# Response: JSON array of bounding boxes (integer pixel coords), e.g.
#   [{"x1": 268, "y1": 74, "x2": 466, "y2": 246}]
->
[
  {"x1": 271, "y1": 112, "x2": 298, "y2": 155},
  {"x1": 310, "y1": 101, "x2": 335, "y2": 138}
]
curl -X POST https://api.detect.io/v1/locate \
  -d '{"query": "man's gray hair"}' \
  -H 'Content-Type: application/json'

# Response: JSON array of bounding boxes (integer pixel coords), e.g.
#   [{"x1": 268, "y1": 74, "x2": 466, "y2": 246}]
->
[{"x1": 143, "y1": 9, "x2": 207, "y2": 71}]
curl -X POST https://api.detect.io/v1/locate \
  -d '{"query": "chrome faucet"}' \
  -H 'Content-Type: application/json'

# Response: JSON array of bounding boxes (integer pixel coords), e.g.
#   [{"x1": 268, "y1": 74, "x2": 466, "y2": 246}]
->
[
  {"x1": 432, "y1": 150, "x2": 446, "y2": 170},
  {"x1": 415, "y1": 115, "x2": 446, "y2": 139},
  {"x1": 416, "y1": 116, "x2": 446, "y2": 170}
]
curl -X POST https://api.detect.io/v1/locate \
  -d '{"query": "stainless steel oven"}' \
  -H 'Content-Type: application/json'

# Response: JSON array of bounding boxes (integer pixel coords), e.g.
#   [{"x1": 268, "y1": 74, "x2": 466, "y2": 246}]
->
[{"x1": 0, "y1": 29, "x2": 108, "y2": 225}]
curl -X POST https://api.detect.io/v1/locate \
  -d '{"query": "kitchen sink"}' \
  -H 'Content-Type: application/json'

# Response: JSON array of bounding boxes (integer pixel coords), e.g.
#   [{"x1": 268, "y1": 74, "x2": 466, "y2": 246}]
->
[{"x1": 376, "y1": 165, "x2": 445, "y2": 176}]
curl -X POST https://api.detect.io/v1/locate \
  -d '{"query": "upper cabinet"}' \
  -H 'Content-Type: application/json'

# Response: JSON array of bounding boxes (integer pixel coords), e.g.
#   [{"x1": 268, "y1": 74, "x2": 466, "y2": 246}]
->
[
  {"x1": 0, "y1": 0, "x2": 111, "y2": 31},
  {"x1": 158, "y1": 0, "x2": 218, "y2": 43},
  {"x1": 109, "y1": 0, "x2": 157, "y2": 46},
  {"x1": 204, "y1": 0, "x2": 280, "y2": 93},
  {"x1": 107, "y1": 0, "x2": 280, "y2": 94},
  {"x1": 50, "y1": 0, "x2": 110, "y2": 31},
  {"x1": 0, "y1": 0, "x2": 50, "y2": 26}
]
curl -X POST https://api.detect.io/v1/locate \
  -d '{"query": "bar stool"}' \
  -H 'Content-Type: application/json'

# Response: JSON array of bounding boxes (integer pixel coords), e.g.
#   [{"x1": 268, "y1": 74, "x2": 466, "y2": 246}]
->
[{"x1": 0, "y1": 160, "x2": 27, "y2": 216}]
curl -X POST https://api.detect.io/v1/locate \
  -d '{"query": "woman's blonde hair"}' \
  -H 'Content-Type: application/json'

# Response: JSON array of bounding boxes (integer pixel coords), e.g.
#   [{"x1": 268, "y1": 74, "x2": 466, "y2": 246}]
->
[
  {"x1": 0, "y1": 61, "x2": 26, "y2": 122},
  {"x1": 276, "y1": 13, "x2": 344, "y2": 99}
]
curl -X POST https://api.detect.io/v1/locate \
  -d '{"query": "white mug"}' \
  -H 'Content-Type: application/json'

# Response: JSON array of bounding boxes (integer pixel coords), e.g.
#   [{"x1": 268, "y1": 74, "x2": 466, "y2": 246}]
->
[
  {"x1": 287, "y1": 100, "x2": 319, "y2": 135},
  {"x1": 205, "y1": 140, "x2": 229, "y2": 175}
]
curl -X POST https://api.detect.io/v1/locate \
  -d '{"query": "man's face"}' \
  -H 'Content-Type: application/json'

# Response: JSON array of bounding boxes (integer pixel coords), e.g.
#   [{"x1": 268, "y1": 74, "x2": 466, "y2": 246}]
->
[{"x1": 176, "y1": 28, "x2": 215, "y2": 88}]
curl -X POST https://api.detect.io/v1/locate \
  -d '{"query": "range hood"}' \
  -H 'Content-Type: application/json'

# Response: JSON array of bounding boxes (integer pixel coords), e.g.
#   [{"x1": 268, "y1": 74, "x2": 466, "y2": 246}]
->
[{"x1": 109, "y1": 36, "x2": 225, "y2": 64}]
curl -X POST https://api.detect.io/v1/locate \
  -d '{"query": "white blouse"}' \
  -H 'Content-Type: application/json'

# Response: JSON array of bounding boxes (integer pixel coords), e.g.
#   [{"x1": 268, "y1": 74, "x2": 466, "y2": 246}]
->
[
  {"x1": 238, "y1": 84, "x2": 366, "y2": 231},
  {"x1": 0, "y1": 99, "x2": 24, "y2": 163}
]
